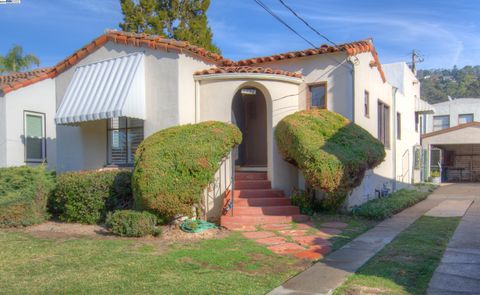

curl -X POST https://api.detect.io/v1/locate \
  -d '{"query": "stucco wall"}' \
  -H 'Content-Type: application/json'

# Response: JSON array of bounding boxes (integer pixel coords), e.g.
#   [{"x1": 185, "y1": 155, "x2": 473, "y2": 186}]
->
[
  {"x1": 56, "y1": 120, "x2": 107, "y2": 172},
  {"x1": 177, "y1": 54, "x2": 214, "y2": 125},
  {"x1": 256, "y1": 52, "x2": 354, "y2": 119},
  {"x1": 344, "y1": 52, "x2": 395, "y2": 207},
  {"x1": 426, "y1": 98, "x2": 480, "y2": 133},
  {"x1": 2, "y1": 78, "x2": 57, "y2": 169},
  {"x1": 384, "y1": 62, "x2": 421, "y2": 187},
  {"x1": 0, "y1": 95, "x2": 6, "y2": 167},
  {"x1": 197, "y1": 75, "x2": 301, "y2": 194}
]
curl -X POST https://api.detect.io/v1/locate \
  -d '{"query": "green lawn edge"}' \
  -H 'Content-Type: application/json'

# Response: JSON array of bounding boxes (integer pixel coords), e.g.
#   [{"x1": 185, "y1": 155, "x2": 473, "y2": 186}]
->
[{"x1": 334, "y1": 216, "x2": 461, "y2": 295}]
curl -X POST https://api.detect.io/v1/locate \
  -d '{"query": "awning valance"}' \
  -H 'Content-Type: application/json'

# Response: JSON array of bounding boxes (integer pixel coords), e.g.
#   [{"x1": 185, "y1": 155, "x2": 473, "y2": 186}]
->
[
  {"x1": 415, "y1": 97, "x2": 434, "y2": 114},
  {"x1": 55, "y1": 53, "x2": 145, "y2": 124}
]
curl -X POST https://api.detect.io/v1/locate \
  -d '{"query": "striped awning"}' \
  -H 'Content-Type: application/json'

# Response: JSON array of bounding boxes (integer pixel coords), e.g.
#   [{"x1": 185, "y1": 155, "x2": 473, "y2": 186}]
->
[
  {"x1": 415, "y1": 97, "x2": 434, "y2": 114},
  {"x1": 55, "y1": 53, "x2": 145, "y2": 124}
]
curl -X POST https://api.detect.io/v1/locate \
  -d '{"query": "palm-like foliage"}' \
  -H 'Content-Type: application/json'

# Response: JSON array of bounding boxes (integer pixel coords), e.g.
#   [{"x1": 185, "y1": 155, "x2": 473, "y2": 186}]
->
[{"x1": 0, "y1": 45, "x2": 40, "y2": 73}]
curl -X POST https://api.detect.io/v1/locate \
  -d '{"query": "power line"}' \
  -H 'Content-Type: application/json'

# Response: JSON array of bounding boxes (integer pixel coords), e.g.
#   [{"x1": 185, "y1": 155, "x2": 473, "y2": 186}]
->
[
  {"x1": 277, "y1": 0, "x2": 337, "y2": 47},
  {"x1": 252, "y1": 0, "x2": 317, "y2": 48}
]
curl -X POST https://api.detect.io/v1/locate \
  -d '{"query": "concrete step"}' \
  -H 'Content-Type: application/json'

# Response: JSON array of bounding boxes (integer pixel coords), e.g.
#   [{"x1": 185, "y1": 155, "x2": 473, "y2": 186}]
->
[
  {"x1": 235, "y1": 172, "x2": 268, "y2": 181},
  {"x1": 233, "y1": 206, "x2": 300, "y2": 216},
  {"x1": 233, "y1": 189, "x2": 284, "y2": 198},
  {"x1": 221, "y1": 214, "x2": 309, "y2": 227},
  {"x1": 235, "y1": 180, "x2": 271, "y2": 189},
  {"x1": 233, "y1": 197, "x2": 291, "y2": 207}
]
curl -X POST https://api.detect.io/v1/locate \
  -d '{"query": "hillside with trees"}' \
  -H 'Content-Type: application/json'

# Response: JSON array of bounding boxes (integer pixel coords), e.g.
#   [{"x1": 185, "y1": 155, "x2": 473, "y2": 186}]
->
[{"x1": 418, "y1": 66, "x2": 480, "y2": 104}]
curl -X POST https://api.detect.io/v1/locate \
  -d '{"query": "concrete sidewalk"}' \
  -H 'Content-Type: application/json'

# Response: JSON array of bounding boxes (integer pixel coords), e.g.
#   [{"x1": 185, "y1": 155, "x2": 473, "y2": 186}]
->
[
  {"x1": 427, "y1": 200, "x2": 480, "y2": 295},
  {"x1": 268, "y1": 197, "x2": 442, "y2": 295}
]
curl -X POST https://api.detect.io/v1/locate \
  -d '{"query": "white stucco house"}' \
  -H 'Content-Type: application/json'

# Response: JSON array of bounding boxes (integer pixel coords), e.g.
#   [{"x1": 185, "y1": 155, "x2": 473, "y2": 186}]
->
[{"x1": 0, "y1": 30, "x2": 426, "y2": 216}]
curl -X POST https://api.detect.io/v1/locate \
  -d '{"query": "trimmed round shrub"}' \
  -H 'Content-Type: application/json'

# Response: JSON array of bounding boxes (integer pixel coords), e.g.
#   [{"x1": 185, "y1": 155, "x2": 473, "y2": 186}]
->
[
  {"x1": 49, "y1": 170, "x2": 132, "y2": 224},
  {"x1": 275, "y1": 109, "x2": 385, "y2": 209},
  {"x1": 0, "y1": 166, "x2": 55, "y2": 227},
  {"x1": 133, "y1": 121, "x2": 242, "y2": 220},
  {"x1": 106, "y1": 210, "x2": 160, "y2": 237}
]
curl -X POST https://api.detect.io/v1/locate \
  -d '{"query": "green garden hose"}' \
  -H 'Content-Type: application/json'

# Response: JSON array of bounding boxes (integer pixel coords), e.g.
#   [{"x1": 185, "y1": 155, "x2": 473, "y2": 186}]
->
[{"x1": 180, "y1": 219, "x2": 217, "y2": 233}]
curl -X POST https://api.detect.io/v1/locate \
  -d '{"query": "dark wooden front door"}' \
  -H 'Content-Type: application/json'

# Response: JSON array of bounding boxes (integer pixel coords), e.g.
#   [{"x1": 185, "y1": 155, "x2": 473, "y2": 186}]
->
[{"x1": 242, "y1": 94, "x2": 267, "y2": 166}]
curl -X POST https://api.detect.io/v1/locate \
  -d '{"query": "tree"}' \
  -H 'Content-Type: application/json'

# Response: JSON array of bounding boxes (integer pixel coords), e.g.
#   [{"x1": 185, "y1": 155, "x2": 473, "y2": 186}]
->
[
  {"x1": 119, "y1": 0, "x2": 220, "y2": 54},
  {"x1": 0, "y1": 45, "x2": 40, "y2": 73}
]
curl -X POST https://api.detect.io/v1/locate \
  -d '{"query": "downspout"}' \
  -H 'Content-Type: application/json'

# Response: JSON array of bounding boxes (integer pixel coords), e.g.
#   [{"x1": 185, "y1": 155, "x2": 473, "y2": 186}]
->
[
  {"x1": 392, "y1": 86, "x2": 398, "y2": 191},
  {"x1": 194, "y1": 79, "x2": 200, "y2": 123},
  {"x1": 347, "y1": 57, "x2": 356, "y2": 122}
]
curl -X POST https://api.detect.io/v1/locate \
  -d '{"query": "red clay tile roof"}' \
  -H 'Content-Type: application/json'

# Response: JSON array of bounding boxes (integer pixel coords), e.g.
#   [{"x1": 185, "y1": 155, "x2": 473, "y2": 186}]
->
[
  {"x1": 0, "y1": 33, "x2": 386, "y2": 95},
  {"x1": 194, "y1": 66, "x2": 302, "y2": 78},
  {"x1": 0, "y1": 68, "x2": 53, "y2": 94},
  {"x1": 234, "y1": 39, "x2": 386, "y2": 82},
  {"x1": 47, "y1": 30, "x2": 227, "y2": 80},
  {"x1": 1, "y1": 30, "x2": 228, "y2": 95}
]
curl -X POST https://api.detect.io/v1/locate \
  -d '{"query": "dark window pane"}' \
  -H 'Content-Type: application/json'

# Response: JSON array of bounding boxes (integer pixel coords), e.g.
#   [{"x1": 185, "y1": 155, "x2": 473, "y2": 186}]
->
[
  {"x1": 458, "y1": 114, "x2": 473, "y2": 124},
  {"x1": 433, "y1": 115, "x2": 449, "y2": 131},
  {"x1": 397, "y1": 112, "x2": 401, "y2": 140},
  {"x1": 310, "y1": 85, "x2": 326, "y2": 108},
  {"x1": 25, "y1": 114, "x2": 45, "y2": 161},
  {"x1": 364, "y1": 91, "x2": 369, "y2": 116},
  {"x1": 26, "y1": 137, "x2": 43, "y2": 160},
  {"x1": 107, "y1": 117, "x2": 144, "y2": 165}
]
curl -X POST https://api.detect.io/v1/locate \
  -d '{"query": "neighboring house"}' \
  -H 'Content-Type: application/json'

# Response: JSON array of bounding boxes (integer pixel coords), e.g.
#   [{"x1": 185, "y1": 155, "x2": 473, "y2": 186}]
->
[
  {"x1": 422, "y1": 98, "x2": 480, "y2": 182},
  {"x1": 0, "y1": 69, "x2": 57, "y2": 169},
  {"x1": 0, "y1": 30, "x2": 424, "y2": 212},
  {"x1": 426, "y1": 98, "x2": 480, "y2": 133}
]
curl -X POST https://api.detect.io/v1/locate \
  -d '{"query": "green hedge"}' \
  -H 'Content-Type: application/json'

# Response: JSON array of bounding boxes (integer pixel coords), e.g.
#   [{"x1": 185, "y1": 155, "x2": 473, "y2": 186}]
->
[
  {"x1": 106, "y1": 210, "x2": 160, "y2": 237},
  {"x1": 0, "y1": 166, "x2": 55, "y2": 227},
  {"x1": 49, "y1": 170, "x2": 133, "y2": 224},
  {"x1": 133, "y1": 121, "x2": 242, "y2": 220},
  {"x1": 352, "y1": 188, "x2": 431, "y2": 220},
  {"x1": 275, "y1": 109, "x2": 385, "y2": 209}
]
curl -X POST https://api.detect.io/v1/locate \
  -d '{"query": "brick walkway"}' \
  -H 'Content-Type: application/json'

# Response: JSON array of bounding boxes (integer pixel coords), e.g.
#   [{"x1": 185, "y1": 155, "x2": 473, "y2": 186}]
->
[
  {"x1": 240, "y1": 221, "x2": 348, "y2": 260},
  {"x1": 268, "y1": 196, "x2": 442, "y2": 295}
]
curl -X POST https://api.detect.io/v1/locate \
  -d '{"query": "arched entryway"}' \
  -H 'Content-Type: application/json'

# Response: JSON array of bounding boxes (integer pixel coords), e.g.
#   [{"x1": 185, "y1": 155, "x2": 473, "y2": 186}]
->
[{"x1": 232, "y1": 87, "x2": 268, "y2": 168}]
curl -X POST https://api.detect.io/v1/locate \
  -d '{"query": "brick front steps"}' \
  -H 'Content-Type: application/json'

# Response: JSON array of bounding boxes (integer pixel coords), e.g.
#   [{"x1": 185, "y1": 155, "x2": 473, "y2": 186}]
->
[
  {"x1": 221, "y1": 171, "x2": 309, "y2": 230},
  {"x1": 220, "y1": 171, "x2": 348, "y2": 260}
]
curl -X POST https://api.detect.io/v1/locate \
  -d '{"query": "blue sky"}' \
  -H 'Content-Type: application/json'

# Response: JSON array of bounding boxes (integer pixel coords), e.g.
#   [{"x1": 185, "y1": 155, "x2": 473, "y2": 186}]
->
[{"x1": 1, "y1": 0, "x2": 479, "y2": 69}]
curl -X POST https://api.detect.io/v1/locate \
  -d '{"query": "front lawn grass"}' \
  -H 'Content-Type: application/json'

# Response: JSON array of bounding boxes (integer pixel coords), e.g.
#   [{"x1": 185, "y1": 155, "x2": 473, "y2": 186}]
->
[
  {"x1": 0, "y1": 231, "x2": 304, "y2": 295},
  {"x1": 334, "y1": 216, "x2": 460, "y2": 295}
]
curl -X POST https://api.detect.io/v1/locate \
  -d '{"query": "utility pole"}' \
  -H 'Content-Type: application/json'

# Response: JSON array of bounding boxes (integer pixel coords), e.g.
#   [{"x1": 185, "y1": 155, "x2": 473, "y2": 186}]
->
[
  {"x1": 410, "y1": 49, "x2": 424, "y2": 76},
  {"x1": 411, "y1": 49, "x2": 418, "y2": 75}
]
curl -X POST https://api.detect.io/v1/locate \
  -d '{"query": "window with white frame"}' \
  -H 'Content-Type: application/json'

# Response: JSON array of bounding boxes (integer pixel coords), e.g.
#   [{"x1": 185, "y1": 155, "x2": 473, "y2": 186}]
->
[
  {"x1": 377, "y1": 101, "x2": 390, "y2": 148},
  {"x1": 24, "y1": 111, "x2": 46, "y2": 163},
  {"x1": 458, "y1": 113, "x2": 473, "y2": 125},
  {"x1": 107, "y1": 117, "x2": 144, "y2": 166},
  {"x1": 433, "y1": 115, "x2": 450, "y2": 131},
  {"x1": 308, "y1": 83, "x2": 327, "y2": 108}
]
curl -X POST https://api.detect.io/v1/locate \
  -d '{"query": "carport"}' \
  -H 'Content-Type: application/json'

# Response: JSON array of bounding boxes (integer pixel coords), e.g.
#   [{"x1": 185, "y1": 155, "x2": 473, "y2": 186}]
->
[{"x1": 422, "y1": 122, "x2": 480, "y2": 182}]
